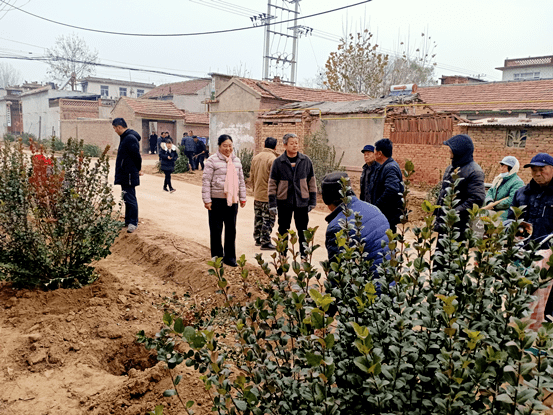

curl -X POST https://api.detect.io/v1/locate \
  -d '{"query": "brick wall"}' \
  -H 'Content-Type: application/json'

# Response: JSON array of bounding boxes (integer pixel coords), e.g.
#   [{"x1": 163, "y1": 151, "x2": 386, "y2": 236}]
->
[
  {"x1": 389, "y1": 126, "x2": 553, "y2": 185},
  {"x1": 60, "y1": 119, "x2": 117, "y2": 153},
  {"x1": 59, "y1": 99, "x2": 99, "y2": 120},
  {"x1": 255, "y1": 118, "x2": 311, "y2": 155}
]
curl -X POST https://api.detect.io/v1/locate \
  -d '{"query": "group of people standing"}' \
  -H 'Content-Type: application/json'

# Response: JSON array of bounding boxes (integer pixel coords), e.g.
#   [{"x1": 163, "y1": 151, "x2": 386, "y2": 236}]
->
[{"x1": 181, "y1": 131, "x2": 208, "y2": 172}]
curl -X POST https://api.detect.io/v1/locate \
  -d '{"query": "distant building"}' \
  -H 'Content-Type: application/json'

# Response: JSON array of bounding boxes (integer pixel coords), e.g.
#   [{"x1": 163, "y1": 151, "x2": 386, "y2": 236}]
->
[
  {"x1": 496, "y1": 55, "x2": 553, "y2": 81},
  {"x1": 78, "y1": 76, "x2": 155, "y2": 100},
  {"x1": 0, "y1": 83, "x2": 46, "y2": 137},
  {"x1": 440, "y1": 75, "x2": 487, "y2": 85},
  {"x1": 141, "y1": 78, "x2": 211, "y2": 113}
]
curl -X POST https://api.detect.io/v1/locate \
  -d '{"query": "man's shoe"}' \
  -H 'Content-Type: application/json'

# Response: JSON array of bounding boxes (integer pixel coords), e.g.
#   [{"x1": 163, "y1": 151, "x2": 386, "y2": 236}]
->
[
  {"x1": 255, "y1": 241, "x2": 261, "y2": 246},
  {"x1": 170, "y1": 188, "x2": 176, "y2": 193},
  {"x1": 163, "y1": 188, "x2": 169, "y2": 192},
  {"x1": 260, "y1": 243, "x2": 276, "y2": 250},
  {"x1": 127, "y1": 224, "x2": 137, "y2": 233},
  {"x1": 223, "y1": 259, "x2": 238, "y2": 267}
]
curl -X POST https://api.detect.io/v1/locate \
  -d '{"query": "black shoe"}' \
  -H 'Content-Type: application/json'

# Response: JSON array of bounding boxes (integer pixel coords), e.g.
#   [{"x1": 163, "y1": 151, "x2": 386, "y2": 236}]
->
[
  {"x1": 223, "y1": 259, "x2": 238, "y2": 267},
  {"x1": 255, "y1": 241, "x2": 261, "y2": 246},
  {"x1": 170, "y1": 188, "x2": 176, "y2": 193},
  {"x1": 260, "y1": 243, "x2": 276, "y2": 250},
  {"x1": 163, "y1": 188, "x2": 169, "y2": 192}
]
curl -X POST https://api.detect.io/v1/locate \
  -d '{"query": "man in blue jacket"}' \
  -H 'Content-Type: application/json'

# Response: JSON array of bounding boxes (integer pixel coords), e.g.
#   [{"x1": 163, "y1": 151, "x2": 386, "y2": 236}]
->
[
  {"x1": 508, "y1": 153, "x2": 553, "y2": 243},
  {"x1": 322, "y1": 172, "x2": 390, "y2": 275},
  {"x1": 113, "y1": 118, "x2": 142, "y2": 233},
  {"x1": 370, "y1": 138, "x2": 404, "y2": 233}
]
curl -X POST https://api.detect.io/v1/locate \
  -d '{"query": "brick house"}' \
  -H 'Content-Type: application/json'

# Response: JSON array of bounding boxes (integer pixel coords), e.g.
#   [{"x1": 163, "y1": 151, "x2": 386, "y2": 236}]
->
[
  {"x1": 386, "y1": 79, "x2": 553, "y2": 185},
  {"x1": 141, "y1": 78, "x2": 211, "y2": 113},
  {"x1": 207, "y1": 73, "x2": 367, "y2": 153},
  {"x1": 183, "y1": 112, "x2": 209, "y2": 141},
  {"x1": 110, "y1": 97, "x2": 186, "y2": 153}
]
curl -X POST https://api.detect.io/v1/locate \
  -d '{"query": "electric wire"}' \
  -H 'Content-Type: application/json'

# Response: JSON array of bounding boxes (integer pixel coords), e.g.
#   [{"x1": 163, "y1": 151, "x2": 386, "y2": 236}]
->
[{"x1": 0, "y1": 0, "x2": 373, "y2": 37}]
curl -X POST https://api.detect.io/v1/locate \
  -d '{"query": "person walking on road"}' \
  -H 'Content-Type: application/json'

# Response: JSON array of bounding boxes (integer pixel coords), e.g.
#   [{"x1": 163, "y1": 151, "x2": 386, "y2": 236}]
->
[
  {"x1": 268, "y1": 133, "x2": 317, "y2": 258},
  {"x1": 159, "y1": 138, "x2": 178, "y2": 193},
  {"x1": 251, "y1": 137, "x2": 279, "y2": 250},
  {"x1": 112, "y1": 117, "x2": 142, "y2": 233},
  {"x1": 202, "y1": 134, "x2": 247, "y2": 267}
]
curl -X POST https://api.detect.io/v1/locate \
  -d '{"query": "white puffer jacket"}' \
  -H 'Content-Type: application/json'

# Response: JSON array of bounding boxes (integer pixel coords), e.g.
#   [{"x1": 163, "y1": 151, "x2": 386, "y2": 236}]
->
[{"x1": 202, "y1": 151, "x2": 247, "y2": 204}]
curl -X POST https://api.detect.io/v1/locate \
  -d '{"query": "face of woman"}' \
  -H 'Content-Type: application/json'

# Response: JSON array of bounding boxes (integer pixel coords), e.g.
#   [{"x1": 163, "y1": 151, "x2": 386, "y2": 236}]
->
[
  {"x1": 500, "y1": 164, "x2": 509, "y2": 174},
  {"x1": 219, "y1": 139, "x2": 233, "y2": 157}
]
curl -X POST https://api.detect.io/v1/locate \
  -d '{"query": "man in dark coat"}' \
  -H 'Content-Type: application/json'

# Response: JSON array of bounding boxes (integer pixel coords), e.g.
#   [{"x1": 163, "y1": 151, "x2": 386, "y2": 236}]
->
[
  {"x1": 508, "y1": 153, "x2": 553, "y2": 243},
  {"x1": 182, "y1": 133, "x2": 197, "y2": 171},
  {"x1": 149, "y1": 130, "x2": 158, "y2": 154},
  {"x1": 113, "y1": 118, "x2": 142, "y2": 233},
  {"x1": 360, "y1": 144, "x2": 377, "y2": 203},
  {"x1": 370, "y1": 138, "x2": 404, "y2": 233},
  {"x1": 268, "y1": 133, "x2": 317, "y2": 257},
  {"x1": 322, "y1": 172, "x2": 389, "y2": 275},
  {"x1": 435, "y1": 134, "x2": 486, "y2": 236}
]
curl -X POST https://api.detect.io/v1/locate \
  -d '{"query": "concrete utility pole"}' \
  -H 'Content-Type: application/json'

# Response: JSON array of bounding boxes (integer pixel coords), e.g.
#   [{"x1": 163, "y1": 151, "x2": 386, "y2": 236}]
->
[{"x1": 252, "y1": 0, "x2": 311, "y2": 86}]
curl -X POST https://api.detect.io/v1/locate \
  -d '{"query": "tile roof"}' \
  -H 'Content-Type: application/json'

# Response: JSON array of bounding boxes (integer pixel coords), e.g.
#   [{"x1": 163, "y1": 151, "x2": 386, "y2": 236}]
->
[
  {"x1": 185, "y1": 112, "x2": 209, "y2": 125},
  {"x1": 235, "y1": 78, "x2": 368, "y2": 102},
  {"x1": 142, "y1": 79, "x2": 211, "y2": 98},
  {"x1": 418, "y1": 79, "x2": 553, "y2": 113},
  {"x1": 119, "y1": 97, "x2": 185, "y2": 119}
]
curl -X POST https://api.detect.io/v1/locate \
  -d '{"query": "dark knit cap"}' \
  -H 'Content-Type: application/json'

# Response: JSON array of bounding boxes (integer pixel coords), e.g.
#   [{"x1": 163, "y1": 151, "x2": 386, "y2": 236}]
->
[{"x1": 321, "y1": 172, "x2": 352, "y2": 206}]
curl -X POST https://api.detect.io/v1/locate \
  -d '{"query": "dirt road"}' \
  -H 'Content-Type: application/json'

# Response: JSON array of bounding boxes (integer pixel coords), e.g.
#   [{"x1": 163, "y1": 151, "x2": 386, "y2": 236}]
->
[{"x1": 115, "y1": 158, "x2": 332, "y2": 268}]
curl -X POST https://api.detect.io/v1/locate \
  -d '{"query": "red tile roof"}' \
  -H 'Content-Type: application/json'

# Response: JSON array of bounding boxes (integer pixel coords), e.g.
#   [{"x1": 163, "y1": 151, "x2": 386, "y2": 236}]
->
[
  {"x1": 236, "y1": 78, "x2": 368, "y2": 102},
  {"x1": 119, "y1": 97, "x2": 185, "y2": 119},
  {"x1": 185, "y1": 112, "x2": 209, "y2": 125},
  {"x1": 141, "y1": 79, "x2": 211, "y2": 98},
  {"x1": 418, "y1": 79, "x2": 553, "y2": 113}
]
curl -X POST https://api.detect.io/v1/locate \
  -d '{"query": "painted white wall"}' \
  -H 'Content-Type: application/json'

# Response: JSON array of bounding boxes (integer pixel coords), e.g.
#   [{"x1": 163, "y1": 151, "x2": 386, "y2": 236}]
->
[
  {"x1": 81, "y1": 80, "x2": 154, "y2": 100},
  {"x1": 501, "y1": 66, "x2": 553, "y2": 81}
]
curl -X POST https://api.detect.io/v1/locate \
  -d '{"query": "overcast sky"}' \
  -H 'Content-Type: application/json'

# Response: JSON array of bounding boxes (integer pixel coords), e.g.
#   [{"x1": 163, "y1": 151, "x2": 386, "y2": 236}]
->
[{"x1": 1, "y1": 0, "x2": 552, "y2": 89}]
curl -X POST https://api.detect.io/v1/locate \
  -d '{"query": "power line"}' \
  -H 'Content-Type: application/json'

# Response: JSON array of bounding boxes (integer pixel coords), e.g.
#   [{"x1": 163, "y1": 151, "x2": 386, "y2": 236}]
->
[{"x1": 0, "y1": 0, "x2": 372, "y2": 37}]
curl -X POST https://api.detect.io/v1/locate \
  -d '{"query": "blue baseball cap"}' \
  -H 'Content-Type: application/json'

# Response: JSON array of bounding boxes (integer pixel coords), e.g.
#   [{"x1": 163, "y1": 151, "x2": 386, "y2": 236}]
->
[
  {"x1": 361, "y1": 145, "x2": 375, "y2": 153},
  {"x1": 523, "y1": 153, "x2": 553, "y2": 168}
]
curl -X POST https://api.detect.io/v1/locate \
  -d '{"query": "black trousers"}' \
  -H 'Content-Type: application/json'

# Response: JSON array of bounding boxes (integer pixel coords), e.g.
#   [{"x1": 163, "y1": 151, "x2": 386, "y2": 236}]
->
[
  {"x1": 163, "y1": 170, "x2": 173, "y2": 190},
  {"x1": 208, "y1": 198, "x2": 238, "y2": 262},
  {"x1": 277, "y1": 203, "x2": 309, "y2": 256},
  {"x1": 121, "y1": 185, "x2": 138, "y2": 226}
]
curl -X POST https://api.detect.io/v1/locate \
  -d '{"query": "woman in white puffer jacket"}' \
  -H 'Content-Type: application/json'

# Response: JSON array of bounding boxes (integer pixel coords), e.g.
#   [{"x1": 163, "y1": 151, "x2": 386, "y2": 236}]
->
[{"x1": 202, "y1": 134, "x2": 247, "y2": 267}]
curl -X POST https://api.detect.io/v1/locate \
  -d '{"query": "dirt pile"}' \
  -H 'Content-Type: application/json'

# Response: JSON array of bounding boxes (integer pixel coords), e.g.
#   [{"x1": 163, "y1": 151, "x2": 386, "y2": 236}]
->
[{"x1": 0, "y1": 222, "x2": 264, "y2": 415}]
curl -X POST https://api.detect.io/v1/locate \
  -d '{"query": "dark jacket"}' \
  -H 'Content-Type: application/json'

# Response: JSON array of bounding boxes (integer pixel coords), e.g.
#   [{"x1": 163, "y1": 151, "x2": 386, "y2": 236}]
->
[
  {"x1": 508, "y1": 179, "x2": 553, "y2": 241},
  {"x1": 360, "y1": 162, "x2": 378, "y2": 203},
  {"x1": 114, "y1": 128, "x2": 142, "y2": 187},
  {"x1": 370, "y1": 157, "x2": 404, "y2": 227},
  {"x1": 194, "y1": 140, "x2": 206, "y2": 156},
  {"x1": 268, "y1": 152, "x2": 317, "y2": 209},
  {"x1": 435, "y1": 134, "x2": 485, "y2": 234},
  {"x1": 159, "y1": 142, "x2": 179, "y2": 172},
  {"x1": 182, "y1": 136, "x2": 196, "y2": 153},
  {"x1": 149, "y1": 133, "x2": 158, "y2": 147},
  {"x1": 325, "y1": 196, "x2": 390, "y2": 274}
]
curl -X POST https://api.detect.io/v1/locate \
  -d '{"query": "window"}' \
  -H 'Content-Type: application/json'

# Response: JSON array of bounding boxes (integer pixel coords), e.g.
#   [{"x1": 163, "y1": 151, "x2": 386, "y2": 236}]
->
[
  {"x1": 119, "y1": 87, "x2": 127, "y2": 96},
  {"x1": 506, "y1": 129, "x2": 527, "y2": 148},
  {"x1": 137, "y1": 89, "x2": 145, "y2": 97},
  {"x1": 82, "y1": 83, "x2": 88, "y2": 93},
  {"x1": 100, "y1": 85, "x2": 109, "y2": 97},
  {"x1": 514, "y1": 72, "x2": 541, "y2": 80}
]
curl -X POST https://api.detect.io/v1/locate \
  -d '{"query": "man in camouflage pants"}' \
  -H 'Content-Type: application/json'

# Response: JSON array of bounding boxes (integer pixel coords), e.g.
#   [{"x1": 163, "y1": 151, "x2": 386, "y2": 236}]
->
[{"x1": 250, "y1": 137, "x2": 279, "y2": 250}]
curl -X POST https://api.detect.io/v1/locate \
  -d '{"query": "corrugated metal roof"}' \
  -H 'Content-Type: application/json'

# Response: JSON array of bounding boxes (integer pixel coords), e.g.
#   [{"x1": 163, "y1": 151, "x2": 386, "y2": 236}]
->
[{"x1": 459, "y1": 117, "x2": 553, "y2": 127}]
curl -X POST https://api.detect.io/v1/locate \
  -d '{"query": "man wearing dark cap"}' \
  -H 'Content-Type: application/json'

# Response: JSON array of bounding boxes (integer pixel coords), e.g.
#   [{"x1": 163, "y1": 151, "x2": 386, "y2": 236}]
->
[
  {"x1": 322, "y1": 172, "x2": 389, "y2": 274},
  {"x1": 508, "y1": 153, "x2": 553, "y2": 242},
  {"x1": 434, "y1": 134, "x2": 485, "y2": 267},
  {"x1": 360, "y1": 144, "x2": 377, "y2": 203},
  {"x1": 370, "y1": 139, "x2": 404, "y2": 233}
]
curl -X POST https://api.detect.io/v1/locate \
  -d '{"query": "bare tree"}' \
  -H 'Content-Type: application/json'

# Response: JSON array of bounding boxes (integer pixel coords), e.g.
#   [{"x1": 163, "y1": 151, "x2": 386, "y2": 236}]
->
[
  {"x1": 324, "y1": 30, "x2": 388, "y2": 97},
  {"x1": 0, "y1": 62, "x2": 22, "y2": 88},
  {"x1": 301, "y1": 66, "x2": 327, "y2": 89},
  {"x1": 46, "y1": 33, "x2": 99, "y2": 90}
]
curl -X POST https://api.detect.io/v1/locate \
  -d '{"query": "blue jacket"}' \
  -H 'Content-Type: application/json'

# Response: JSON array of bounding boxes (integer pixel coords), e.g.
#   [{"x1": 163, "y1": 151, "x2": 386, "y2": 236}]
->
[
  {"x1": 370, "y1": 157, "x2": 404, "y2": 228},
  {"x1": 182, "y1": 136, "x2": 196, "y2": 153},
  {"x1": 508, "y1": 179, "x2": 553, "y2": 241},
  {"x1": 114, "y1": 128, "x2": 142, "y2": 187},
  {"x1": 159, "y1": 143, "x2": 179, "y2": 172},
  {"x1": 325, "y1": 196, "x2": 390, "y2": 273}
]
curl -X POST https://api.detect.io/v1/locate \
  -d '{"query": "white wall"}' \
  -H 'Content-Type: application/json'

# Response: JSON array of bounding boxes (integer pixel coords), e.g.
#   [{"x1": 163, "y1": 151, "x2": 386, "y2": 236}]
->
[
  {"x1": 83, "y1": 80, "x2": 154, "y2": 100},
  {"x1": 501, "y1": 66, "x2": 553, "y2": 81},
  {"x1": 172, "y1": 84, "x2": 211, "y2": 113}
]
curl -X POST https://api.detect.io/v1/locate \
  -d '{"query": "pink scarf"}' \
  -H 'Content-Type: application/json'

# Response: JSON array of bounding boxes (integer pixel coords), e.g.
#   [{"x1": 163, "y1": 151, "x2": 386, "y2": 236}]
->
[{"x1": 222, "y1": 151, "x2": 239, "y2": 206}]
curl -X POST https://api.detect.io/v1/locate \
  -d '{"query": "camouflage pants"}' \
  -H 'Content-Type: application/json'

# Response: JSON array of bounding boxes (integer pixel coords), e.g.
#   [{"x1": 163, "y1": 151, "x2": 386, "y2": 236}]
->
[{"x1": 253, "y1": 200, "x2": 276, "y2": 245}]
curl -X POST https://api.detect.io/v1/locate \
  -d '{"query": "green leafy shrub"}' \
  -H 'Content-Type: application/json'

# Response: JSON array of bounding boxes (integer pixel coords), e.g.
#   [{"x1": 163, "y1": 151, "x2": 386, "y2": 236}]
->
[
  {"x1": 0, "y1": 138, "x2": 124, "y2": 289},
  {"x1": 45, "y1": 136, "x2": 66, "y2": 151},
  {"x1": 3, "y1": 133, "x2": 16, "y2": 142},
  {"x1": 237, "y1": 147, "x2": 253, "y2": 179},
  {"x1": 304, "y1": 125, "x2": 344, "y2": 192},
  {"x1": 138, "y1": 165, "x2": 553, "y2": 415},
  {"x1": 83, "y1": 143, "x2": 101, "y2": 157},
  {"x1": 19, "y1": 132, "x2": 37, "y2": 146}
]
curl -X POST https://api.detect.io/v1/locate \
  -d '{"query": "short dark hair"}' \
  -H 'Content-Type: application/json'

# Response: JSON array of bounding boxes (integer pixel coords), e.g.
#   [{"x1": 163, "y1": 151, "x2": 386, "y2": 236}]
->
[
  {"x1": 192, "y1": 135, "x2": 198, "y2": 139},
  {"x1": 265, "y1": 136, "x2": 277, "y2": 149},
  {"x1": 112, "y1": 118, "x2": 127, "y2": 128},
  {"x1": 375, "y1": 138, "x2": 393, "y2": 158},
  {"x1": 218, "y1": 134, "x2": 233, "y2": 146},
  {"x1": 166, "y1": 138, "x2": 173, "y2": 144},
  {"x1": 183, "y1": 132, "x2": 188, "y2": 136},
  {"x1": 321, "y1": 172, "x2": 355, "y2": 206}
]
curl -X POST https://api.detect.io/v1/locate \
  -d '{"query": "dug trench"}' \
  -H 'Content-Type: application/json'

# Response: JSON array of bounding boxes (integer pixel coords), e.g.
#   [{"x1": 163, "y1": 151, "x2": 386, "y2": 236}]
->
[{"x1": 0, "y1": 220, "x2": 267, "y2": 415}]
